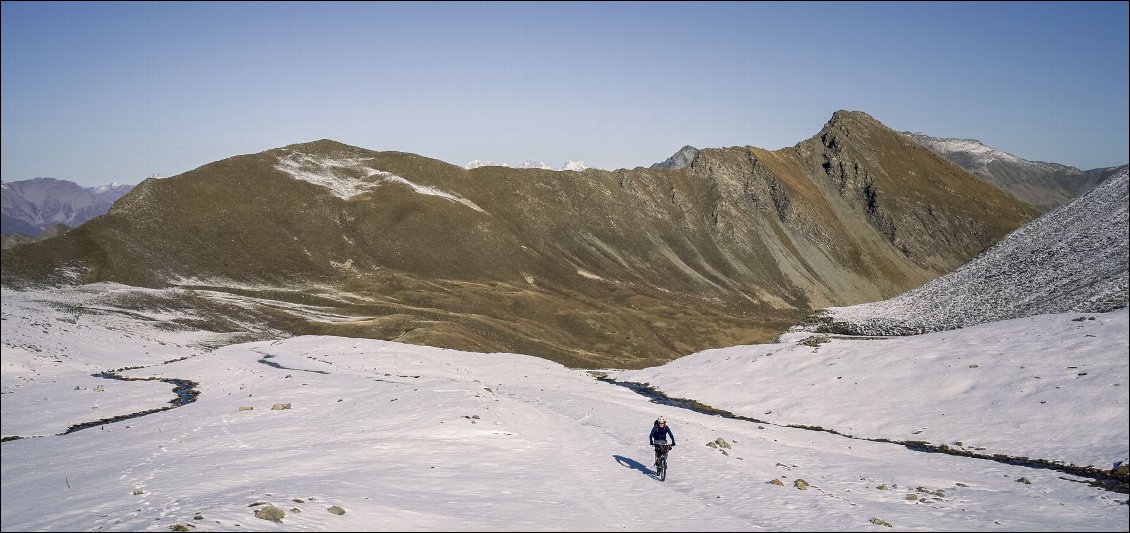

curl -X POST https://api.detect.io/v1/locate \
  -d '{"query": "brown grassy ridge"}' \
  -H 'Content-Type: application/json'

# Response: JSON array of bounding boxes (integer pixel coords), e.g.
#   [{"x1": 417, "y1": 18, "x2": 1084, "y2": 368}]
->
[{"x1": 1, "y1": 111, "x2": 1038, "y2": 368}]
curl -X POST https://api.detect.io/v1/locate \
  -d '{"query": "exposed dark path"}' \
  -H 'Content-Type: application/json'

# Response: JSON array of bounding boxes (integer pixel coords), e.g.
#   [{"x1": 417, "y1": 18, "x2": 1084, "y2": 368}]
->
[
  {"x1": 61, "y1": 370, "x2": 200, "y2": 435},
  {"x1": 596, "y1": 375, "x2": 1129, "y2": 494},
  {"x1": 1, "y1": 364, "x2": 199, "y2": 442}
]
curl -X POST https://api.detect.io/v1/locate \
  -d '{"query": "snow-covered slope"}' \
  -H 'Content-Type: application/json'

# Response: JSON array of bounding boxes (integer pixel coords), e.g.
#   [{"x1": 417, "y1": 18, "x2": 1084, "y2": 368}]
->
[
  {"x1": 2, "y1": 286, "x2": 1126, "y2": 531},
  {"x1": 614, "y1": 309, "x2": 1128, "y2": 470},
  {"x1": 801, "y1": 167, "x2": 1128, "y2": 336}
]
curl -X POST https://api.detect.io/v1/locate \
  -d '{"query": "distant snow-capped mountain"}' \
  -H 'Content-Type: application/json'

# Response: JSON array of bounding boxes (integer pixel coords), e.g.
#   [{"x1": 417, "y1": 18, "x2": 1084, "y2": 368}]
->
[
  {"x1": 1, "y1": 178, "x2": 135, "y2": 236},
  {"x1": 801, "y1": 166, "x2": 1129, "y2": 336},
  {"x1": 464, "y1": 159, "x2": 591, "y2": 171},
  {"x1": 902, "y1": 133, "x2": 1057, "y2": 172},
  {"x1": 464, "y1": 160, "x2": 510, "y2": 169},
  {"x1": 902, "y1": 132, "x2": 1119, "y2": 212}
]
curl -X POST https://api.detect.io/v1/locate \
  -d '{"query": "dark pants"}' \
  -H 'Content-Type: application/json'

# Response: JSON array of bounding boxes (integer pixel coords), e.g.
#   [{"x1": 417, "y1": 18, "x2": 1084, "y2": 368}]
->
[{"x1": 653, "y1": 443, "x2": 670, "y2": 464}]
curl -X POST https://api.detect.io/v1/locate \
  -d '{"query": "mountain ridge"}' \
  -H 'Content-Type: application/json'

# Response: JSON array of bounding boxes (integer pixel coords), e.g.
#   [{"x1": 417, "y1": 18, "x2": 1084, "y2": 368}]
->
[{"x1": 0, "y1": 111, "x2": 1040, "y2": 368}]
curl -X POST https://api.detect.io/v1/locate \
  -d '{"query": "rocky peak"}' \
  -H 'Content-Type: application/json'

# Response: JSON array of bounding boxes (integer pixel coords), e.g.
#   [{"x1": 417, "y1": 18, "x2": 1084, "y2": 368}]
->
[{"x1": 650, "y1": 145, "x2": 700, "y2": 170}]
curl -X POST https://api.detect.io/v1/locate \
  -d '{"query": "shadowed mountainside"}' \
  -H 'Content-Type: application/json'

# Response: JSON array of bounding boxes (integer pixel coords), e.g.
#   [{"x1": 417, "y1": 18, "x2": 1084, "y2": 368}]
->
[{"x1": 1, "y1": 111, "x2": 1038, "y2": 367}]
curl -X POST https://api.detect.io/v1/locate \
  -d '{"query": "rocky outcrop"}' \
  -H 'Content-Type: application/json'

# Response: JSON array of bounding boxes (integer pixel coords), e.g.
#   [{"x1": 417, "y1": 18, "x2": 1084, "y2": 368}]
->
[{"x1": 650, "y1": 145, "x2": 699, "y2": 169}]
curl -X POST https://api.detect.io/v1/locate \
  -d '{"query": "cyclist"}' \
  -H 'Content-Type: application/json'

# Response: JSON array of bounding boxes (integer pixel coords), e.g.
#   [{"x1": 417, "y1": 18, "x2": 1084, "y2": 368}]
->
[{"x1": 649, "y1": 416, "x2": 676, "y2": 467}]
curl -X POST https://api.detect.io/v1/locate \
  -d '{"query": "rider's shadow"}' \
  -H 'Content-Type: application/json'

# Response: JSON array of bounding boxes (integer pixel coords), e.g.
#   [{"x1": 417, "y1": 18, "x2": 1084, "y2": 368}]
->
[{"x1": 613, "y1": 455, "x2": 657, "y2": 477}]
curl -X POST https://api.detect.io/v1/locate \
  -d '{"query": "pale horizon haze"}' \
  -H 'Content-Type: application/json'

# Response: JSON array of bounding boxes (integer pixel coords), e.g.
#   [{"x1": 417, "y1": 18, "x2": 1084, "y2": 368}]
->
[{"x1": 2, "y1": 1, "x2": 1128, "y2": 186}]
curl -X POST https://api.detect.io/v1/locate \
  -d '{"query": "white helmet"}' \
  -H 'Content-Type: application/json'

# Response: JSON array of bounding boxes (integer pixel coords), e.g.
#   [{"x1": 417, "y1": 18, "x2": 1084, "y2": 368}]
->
[{"x1": 656, "y1": 416, "x2": 667, "y2": 424}]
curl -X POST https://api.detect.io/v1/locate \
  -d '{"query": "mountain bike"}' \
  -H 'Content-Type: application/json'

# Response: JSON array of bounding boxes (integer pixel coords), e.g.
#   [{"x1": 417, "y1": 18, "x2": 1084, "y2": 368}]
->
[{"x1": 653, "y1": 443, "x2": 673, "y2": 481}]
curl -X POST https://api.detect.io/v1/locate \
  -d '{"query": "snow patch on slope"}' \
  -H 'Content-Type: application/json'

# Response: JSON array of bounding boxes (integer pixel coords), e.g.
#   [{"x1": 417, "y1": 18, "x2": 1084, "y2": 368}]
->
[
  {"x1": 381, "y1": 175, "x2": 486, "y2": 213},
  {"x1": 274, "y1": 153, "x2": 386, "y2": 199},
  {"x1": 275, "y1": 152, "x2": 485, "y2": 212},
  {"x1": 902, "y1": 132, "x2": 1069, "y2": 174}
]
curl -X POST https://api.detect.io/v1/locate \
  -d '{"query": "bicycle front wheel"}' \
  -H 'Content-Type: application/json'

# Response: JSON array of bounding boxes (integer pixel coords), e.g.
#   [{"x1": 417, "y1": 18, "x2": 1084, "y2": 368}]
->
[{"x1": 657, "y1": 456, "x2": 667, "y2": 481}]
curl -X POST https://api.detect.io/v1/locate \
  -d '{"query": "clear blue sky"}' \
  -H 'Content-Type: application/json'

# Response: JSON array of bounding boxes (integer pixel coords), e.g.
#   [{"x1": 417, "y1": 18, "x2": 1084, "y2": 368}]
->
[{"x1": 2, "y1": 1, "x2": 1127, "y2": 186}]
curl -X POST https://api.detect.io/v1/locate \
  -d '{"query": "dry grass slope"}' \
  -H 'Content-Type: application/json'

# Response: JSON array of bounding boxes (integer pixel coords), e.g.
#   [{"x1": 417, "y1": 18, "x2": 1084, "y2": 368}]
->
[{"x1": 1, "y1": 112, "x2": 1038, "y2": 368}]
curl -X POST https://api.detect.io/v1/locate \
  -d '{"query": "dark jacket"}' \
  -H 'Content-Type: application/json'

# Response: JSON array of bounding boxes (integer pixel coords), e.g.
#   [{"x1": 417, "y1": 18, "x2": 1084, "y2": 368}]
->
[{"x1": 649, "y1": 421, "x2": 675, "y2": 446}]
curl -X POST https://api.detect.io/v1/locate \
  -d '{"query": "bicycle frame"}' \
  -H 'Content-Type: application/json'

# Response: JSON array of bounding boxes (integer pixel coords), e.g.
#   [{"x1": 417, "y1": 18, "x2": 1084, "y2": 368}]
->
[{"x1": 654, "y1": 443, "x2": 672, "y2": 481}]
